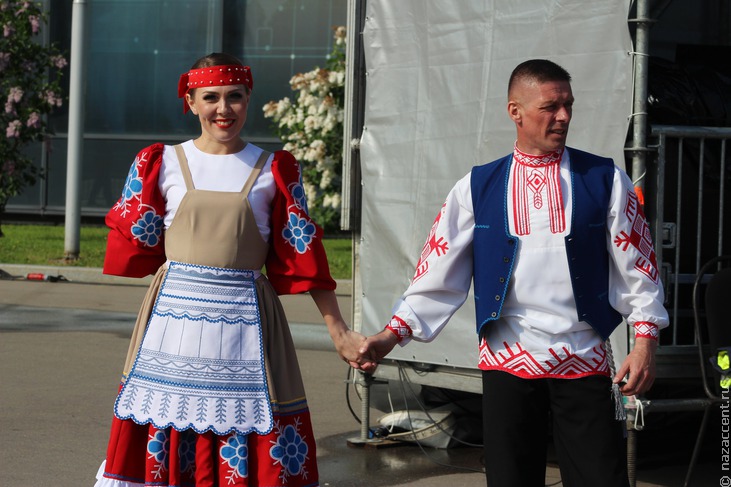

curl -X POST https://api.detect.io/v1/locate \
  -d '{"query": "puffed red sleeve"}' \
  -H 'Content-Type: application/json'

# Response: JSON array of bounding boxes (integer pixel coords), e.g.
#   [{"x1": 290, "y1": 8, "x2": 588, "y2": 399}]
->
[
  {"x1": 265, "y1": 150, "x2": 336, "y2": 294},
  {"x1": 103, "y1": 143, "x2": 167, "y2": 277}
]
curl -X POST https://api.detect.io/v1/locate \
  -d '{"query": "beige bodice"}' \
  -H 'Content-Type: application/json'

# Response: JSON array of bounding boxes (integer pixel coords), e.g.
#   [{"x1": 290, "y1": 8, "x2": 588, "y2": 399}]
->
[{"x1": 164, "y1": 144, "x2": 271, "y2": 270}]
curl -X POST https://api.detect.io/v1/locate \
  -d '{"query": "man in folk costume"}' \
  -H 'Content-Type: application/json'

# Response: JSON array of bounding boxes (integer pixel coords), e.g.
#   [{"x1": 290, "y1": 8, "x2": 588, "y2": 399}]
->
[{"x1": 359, "y1": 59, "x2": 668, "y2": 486}]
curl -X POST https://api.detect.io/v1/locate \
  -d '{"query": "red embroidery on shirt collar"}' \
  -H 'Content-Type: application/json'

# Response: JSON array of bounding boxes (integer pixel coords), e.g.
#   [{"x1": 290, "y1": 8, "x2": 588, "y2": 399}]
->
[{"x1": 513, "y1": 145, "x2": 563, "y2": 167}]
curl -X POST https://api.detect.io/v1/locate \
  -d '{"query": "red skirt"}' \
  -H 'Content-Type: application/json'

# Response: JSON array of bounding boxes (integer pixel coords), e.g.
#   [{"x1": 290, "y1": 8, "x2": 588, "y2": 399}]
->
[{"x1": 95, "y1": 408, "x2": 319, "y2": 487}]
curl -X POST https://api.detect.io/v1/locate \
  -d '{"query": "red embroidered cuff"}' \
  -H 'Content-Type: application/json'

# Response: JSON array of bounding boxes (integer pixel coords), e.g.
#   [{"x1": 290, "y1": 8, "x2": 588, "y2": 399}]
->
[
  {"x1": 634, "y1": 321, "x2": 659, "y2": 340},
  {"x1": 385, "y1": 316, "x2": 413, "y2": 343}
]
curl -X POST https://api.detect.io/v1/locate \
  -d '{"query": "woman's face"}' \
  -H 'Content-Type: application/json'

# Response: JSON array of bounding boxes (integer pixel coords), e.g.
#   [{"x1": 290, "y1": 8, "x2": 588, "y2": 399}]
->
[{"x1": 186, "y1": 84, "x2": 250, "y2": 153}]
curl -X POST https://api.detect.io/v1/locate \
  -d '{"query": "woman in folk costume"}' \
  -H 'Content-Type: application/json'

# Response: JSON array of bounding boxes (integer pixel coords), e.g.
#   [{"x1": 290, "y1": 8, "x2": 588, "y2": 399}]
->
[{"x1": 95, "y1": 53, "x2": 367, "y2": 487}]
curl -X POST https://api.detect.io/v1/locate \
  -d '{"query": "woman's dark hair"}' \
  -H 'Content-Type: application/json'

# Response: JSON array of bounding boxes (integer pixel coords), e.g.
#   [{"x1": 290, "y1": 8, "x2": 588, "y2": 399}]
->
[{"x1": 190, "y1": 52, "x2": 244, "y2": 70}]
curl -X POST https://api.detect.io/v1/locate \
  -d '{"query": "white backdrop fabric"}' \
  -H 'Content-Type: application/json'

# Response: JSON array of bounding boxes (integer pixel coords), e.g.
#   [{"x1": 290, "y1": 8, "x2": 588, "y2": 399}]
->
[{"x1": 358, "y1": 0, "x2": 633, "y2": 368}]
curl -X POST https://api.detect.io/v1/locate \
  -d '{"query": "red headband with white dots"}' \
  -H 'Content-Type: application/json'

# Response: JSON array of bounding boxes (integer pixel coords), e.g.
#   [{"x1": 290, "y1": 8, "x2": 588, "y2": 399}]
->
[{"x1": 177, "y1": 65, "x2": 253, "y2": 113}]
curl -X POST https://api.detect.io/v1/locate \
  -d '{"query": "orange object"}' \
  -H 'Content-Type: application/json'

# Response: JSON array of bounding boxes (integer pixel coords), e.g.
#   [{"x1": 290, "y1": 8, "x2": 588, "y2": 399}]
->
[{"x1": 634, "y1": 186, "x2": 645, "y2": 207}]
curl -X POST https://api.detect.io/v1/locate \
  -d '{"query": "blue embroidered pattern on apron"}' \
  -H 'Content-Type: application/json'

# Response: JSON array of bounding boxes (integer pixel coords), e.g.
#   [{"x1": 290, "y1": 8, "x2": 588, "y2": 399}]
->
[{"x1": 115, "y1": 262, "x2": 273, "y2": 435}]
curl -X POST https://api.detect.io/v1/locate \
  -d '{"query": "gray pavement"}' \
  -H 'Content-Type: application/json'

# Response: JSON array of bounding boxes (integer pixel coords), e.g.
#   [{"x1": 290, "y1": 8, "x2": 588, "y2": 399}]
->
[{"x1": 0, "y1": 264, "x2": 720, "y2": 486}]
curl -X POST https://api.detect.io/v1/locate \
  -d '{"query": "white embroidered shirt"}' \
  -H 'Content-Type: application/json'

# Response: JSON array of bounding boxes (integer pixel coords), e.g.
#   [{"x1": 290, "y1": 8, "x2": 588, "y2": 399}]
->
[{"x1": 387, "y1": 149, "x2": 669, "y2": 379}]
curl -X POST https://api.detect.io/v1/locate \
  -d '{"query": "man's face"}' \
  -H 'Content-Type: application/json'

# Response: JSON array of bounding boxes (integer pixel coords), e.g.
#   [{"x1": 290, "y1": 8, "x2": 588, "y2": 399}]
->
[{"x1": 508, "y1": 78, "x2": 574, "y2": 155}]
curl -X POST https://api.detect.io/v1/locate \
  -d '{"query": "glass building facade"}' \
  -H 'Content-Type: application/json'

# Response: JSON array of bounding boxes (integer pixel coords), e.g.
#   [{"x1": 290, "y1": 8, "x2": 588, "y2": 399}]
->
[{"x1": 8, "y1": 0, "x2": 346, "y2": 216}]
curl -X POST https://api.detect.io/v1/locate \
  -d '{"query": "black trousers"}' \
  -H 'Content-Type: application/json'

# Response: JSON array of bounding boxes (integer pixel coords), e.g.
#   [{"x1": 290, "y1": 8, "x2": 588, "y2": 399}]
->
[{"x1": 481, "y1": 371, "x2": 629, "y2": 487}]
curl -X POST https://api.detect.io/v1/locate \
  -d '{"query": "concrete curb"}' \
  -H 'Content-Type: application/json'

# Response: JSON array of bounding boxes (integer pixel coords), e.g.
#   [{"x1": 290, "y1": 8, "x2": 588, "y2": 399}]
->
[{"x1": 0, "y1": 263, "x2": 353, "y2": 296}]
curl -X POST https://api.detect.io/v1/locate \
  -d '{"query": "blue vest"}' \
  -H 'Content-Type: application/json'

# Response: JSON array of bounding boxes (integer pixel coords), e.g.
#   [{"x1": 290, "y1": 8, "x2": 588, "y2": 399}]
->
[{"x1": 470, "y1": 147, "x2": 621, "y2": 341}]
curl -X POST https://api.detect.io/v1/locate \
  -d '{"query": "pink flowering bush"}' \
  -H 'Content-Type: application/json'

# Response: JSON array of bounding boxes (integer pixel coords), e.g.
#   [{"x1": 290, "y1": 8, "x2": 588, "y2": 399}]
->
[
  {"x1": 0, "y1": 1, "x2": 66, "y2": 236},
  {"x1": 263, "y1": 26, "x2": 346, "y2": 232}
]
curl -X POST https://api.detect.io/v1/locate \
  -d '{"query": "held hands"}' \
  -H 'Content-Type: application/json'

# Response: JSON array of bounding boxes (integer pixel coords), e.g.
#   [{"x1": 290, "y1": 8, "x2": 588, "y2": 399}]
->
[
  {"x1": 355, "y1": 329, "x2": 400, "y2": 373},
  {"x1": 309, "y1": 288, "x2": 382, "y2": 373},
  {"x1": 331, "y1": 328, "x2": 399, "y2": 374},
  {"x1": 330, "y1": 328, "x2": 380, "y2": 373},
  {"x1": 361, "y1": 329, "x2": 399, "y2": 362},
  {"x1": 613, "y1": 337, "x2": 658, "y2": 396}
]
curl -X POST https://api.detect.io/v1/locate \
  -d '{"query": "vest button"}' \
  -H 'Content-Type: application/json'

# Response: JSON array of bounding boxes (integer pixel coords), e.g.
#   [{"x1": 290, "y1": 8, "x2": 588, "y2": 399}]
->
[
  {"x1": 495, "y1": 295, "x2": 501, "y2": 301},
  {"x1": 491, "y1": 312, "x2": 497, "y2": 317},
  {"x1": 499, "y1": 277, "x2": 505, "y2": 283},
  {"x1": 507, "y1": 239, "x2": 515, "y2": 245},
  {"x1": 503, "y1": 257, "x2": 510, "y2": 263}
]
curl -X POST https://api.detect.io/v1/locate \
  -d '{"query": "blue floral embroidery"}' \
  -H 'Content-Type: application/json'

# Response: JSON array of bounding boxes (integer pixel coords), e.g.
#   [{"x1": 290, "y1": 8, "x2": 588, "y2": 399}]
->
[
  {"x1": 147, "y1": 430, "x2": 170, "y2": 466},
  {"x1": 220, "y1": 433, "x2": 248, "y2": 478},
  {"x1": 282, "y1": 212, "x2": 316, "y2": 254},
  {"x1": 179, "y1": 431, "x2": 196, "y2": 473},
  {"x1": 131, "y1": 210, "x2": 163, "y2": 247},
  {"x1": 288, "y1": 178, "x2": 308, "y2": 213},
  {"x1": 270, "y1": 424, "x2": 308, "y2": 476},
  {"x1": 121, "y1": 162, "x2": 143, "y2": 205}
]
